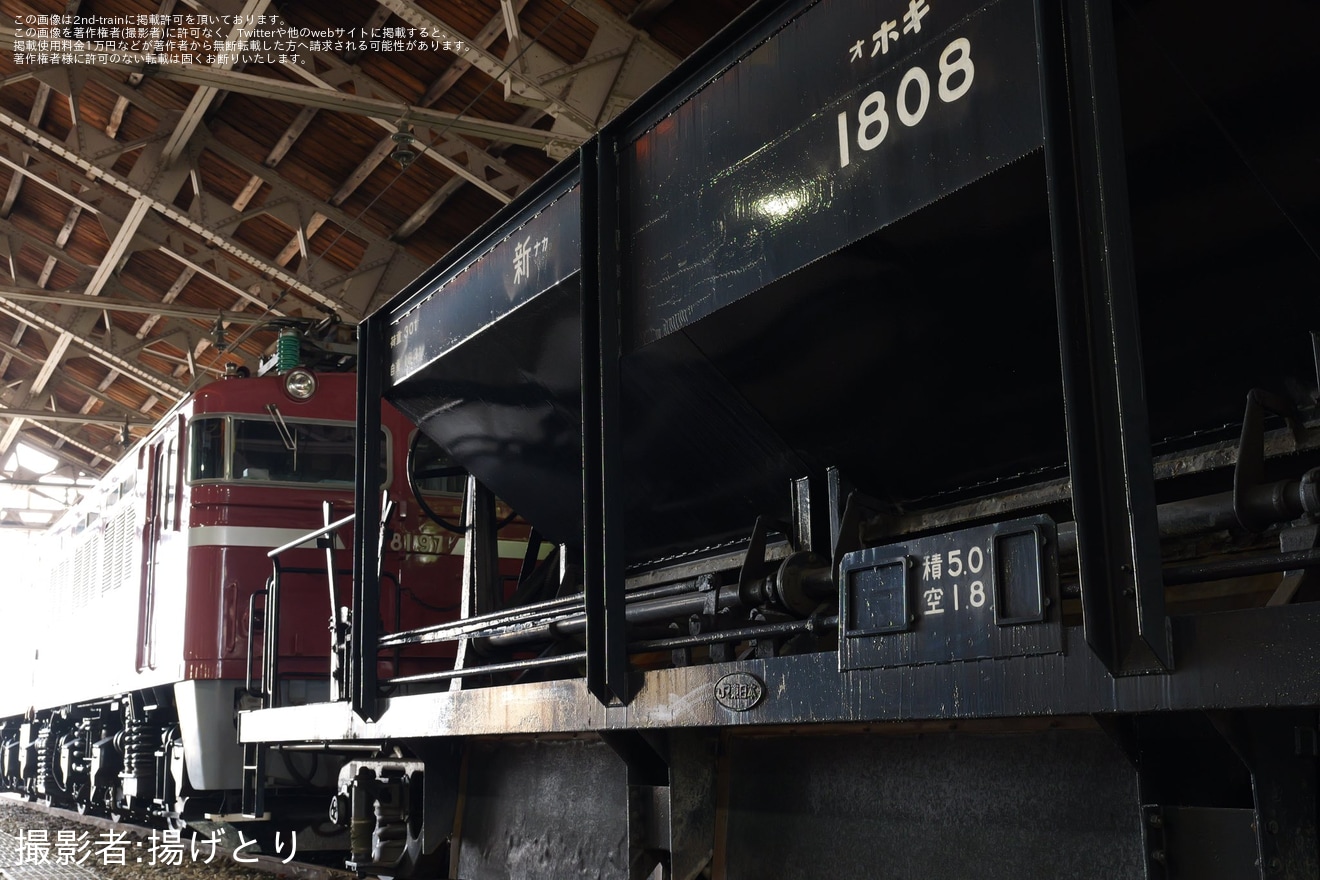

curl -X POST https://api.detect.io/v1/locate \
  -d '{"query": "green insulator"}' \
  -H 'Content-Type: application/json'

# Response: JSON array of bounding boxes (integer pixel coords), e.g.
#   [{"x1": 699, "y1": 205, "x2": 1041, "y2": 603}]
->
[{"x1": 277, "y1": 329, "x2": 301, "y2": 372}]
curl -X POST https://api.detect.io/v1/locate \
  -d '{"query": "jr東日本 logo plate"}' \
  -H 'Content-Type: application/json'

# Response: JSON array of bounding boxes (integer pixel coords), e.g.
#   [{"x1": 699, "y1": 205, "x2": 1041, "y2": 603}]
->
[{"x1": 714, "y1": 672, "x2": 765, "y2": 712}]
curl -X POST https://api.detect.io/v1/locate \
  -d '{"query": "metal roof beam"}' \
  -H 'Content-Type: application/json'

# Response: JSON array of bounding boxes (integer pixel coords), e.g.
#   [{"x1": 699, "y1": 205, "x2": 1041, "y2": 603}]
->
[
  {"x1": 276, "y1": 56, "x2": 531, "y2": 205},
  {"x1": 0, "y1": 71, "x2": 428, "y2": 320},
  {"x1": 0, "y1": 336, "x2": 149, "y2": 422},
  {"x1": 260, "y1": 105, "x2": 318, "y2": 169},
  {"x1": 0, "y1": 283, "x2": 272, "y2": 325},
  {"x1": 0, "y1": 322, "x2": 24, "y2": 383},
  {"x1": 0, "y1": 216, "x2": 97, "y2": 282},
  {"x1": 376, "y1": 0, "x2": 677, "y2": 145},
  {"x1": 626, "y1": 0, "x2": 676, "y2": 28},
  {"x1": 330, "y1": 139, "x2": 395, "y2": 208},
  {"x1": 0, "y1": 378, "x2": 115, "y2": 467},
  {"x1": 393, "y1": 176, "x2": 464, "y2": 242},
  {"x1": 371, "y1": 0, "x2": 597, "y2": 135},
  {"x1": 574, "y1": 0, "x2": 680, "y2": 66},
  {"x1": 344, "y1": 5, "x2": 393, "y2": 63},
  {"x1": 21, "y1": 419, "x2": 114, "y2": 465},
  {"x1": 0, "y1": 143, "x2": 115, "y2": 216},
  {"x1": 135, "y1": 266, "x2": 196, "y2": 338},
  {"x1": 3, "y1": 306, "x2": 101, "y2": 458},
  {"x1": 72, "y1": 368, "x2": 124, "y2": 431},
  {"x1": 0, "y1": 407, "x2": 151, "y2": 426},
  {"x1": 228, "y1": 103, "x2": 318, "y2": 215},
  {"x1": 0, "y1": 82, "x2": 50, "y2": 219},
  {"x1": 0, "y1": 477, "x2": 98, "y2": 488},
  {"x1": 149, "y1": 138, "x2": 427, "y2": 316},
  {"x1": 128, "y1": 62, "x2": 584, "y2": 151},
  {"x1": 0, "y1": 109, "x2": 365, "y2": 319},
  {"x1": 11, "y1": 195, "x2": 154, "y2": 455},
  {"x1": 275, "y1": 0, "x2": 539, "y2": 208},
  {"x1": 418, "y1": 0, "x2": 530, "y2": 108},
  {"x1": 0, "y1": 300, "x2": 184, "y2": 398},
  {"x1": 0, "y1": 375, "x2": 34, "y2": 459},
  {"x1": 391, "y1": 104, "x2": 543, "y2": 242},
  {"x1": 160, "y1": 0, "x2": 272, "y2": 166},
  {"x1": 0, "y1": 406, "x2": 106, "y2": 474}
]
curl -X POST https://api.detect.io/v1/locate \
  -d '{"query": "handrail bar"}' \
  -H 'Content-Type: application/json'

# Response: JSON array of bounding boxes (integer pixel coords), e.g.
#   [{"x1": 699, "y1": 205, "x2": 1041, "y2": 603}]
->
[
  {"x1": 245, "y1": 589, "x2": 268, "y2": 698},
  {"x1": 263, "y1": 565, "x2": 282, "y2": 707},
  {"x1": 266, "y1": 512, "x2": 356, "y2": 559},
  {"x1": 377, "y1": 579, "x2": 700, "y2": 649}
]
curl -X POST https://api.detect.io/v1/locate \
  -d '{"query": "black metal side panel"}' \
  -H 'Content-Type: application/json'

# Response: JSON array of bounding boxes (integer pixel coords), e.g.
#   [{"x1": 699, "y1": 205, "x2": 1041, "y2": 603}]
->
[
  {"x1": 723, "y1": 729, "x2": 1144, "y2": 879},
  {"x1": 593, "y1": 0, "x2": 1061, "y2": 559},
  {"x1": 617, "y1": 335, "x2": 811, "y2": 555},
  {"x1": 386, "y1": 180, "x2": 581, "y2": 385},
  {"x1": 389, "y1": 278, "x2": 584, "y2": 546},
  {"x1": 384, "y1": 178, "x2": 585, "y2": 545},
  {"x1": 623, "y1": 0, "x2": 1044, "y2": 350},
  {"x1": 456, "y1": 739, "x2": 628, "y2": 880},
  {"x1": 839, "y1": 515, "x2": 1062, "y2": 669},
  {"x1": 614, "y1": 154, "x2": 1064, "y2": 559}
]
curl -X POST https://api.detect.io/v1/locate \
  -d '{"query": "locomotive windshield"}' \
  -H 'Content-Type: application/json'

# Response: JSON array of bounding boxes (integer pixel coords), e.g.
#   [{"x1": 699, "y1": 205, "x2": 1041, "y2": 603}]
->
[
  {"x1": 189, "y1": 416, "x2": 382, "y2": 486},
  {"x1": 233, "y1": 420, "x2": 355, "y2": 483}
]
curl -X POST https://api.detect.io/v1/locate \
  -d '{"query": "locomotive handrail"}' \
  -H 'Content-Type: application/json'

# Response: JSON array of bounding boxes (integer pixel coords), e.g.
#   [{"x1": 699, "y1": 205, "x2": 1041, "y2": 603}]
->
[
  {"x1": 256, "y1": 511, "x2": 356, "y2": 709},
  {"x1": 263, "y1": 571, "x2": 281, "y2": 709},
  {"x1": 245, "y1": 589, "x2": 267, "y2": 698},
  {"x1": 266, "y1": 512, "x2": 355, "y2": 559}
]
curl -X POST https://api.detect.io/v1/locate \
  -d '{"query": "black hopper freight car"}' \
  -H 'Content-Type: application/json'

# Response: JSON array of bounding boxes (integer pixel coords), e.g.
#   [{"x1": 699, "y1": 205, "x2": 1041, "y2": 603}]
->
[{"x1": 239, "y1": 0, "x2": 1320, "y2": 876}]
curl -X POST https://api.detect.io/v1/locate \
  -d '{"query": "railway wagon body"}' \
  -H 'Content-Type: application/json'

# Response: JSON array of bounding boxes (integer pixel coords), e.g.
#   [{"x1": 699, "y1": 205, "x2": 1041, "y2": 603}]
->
[
  {"x1": 246, "y1": 0, "x2": 1312, "y2": 876},
  {"x1": 0, "y1": 359, "x2": 489, "y2": 828}
]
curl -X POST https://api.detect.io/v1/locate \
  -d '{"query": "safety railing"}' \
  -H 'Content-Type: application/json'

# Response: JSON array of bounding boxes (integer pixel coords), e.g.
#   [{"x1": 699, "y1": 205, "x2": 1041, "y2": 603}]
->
[{"x1": 246, "y1": 502, "x2": 355, "y2": 710}]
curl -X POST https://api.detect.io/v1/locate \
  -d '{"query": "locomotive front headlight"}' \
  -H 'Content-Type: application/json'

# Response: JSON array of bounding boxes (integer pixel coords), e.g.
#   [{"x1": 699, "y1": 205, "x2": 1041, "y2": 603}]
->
[{"x1": 284, "y1": 368, "x2": 317, "y2": 400}]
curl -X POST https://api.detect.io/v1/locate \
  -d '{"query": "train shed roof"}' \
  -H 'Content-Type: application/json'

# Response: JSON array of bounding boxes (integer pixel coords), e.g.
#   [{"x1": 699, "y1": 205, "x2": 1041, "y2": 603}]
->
[{"x1": 0, "y1": 0, "x2": 749, "y2": 529}]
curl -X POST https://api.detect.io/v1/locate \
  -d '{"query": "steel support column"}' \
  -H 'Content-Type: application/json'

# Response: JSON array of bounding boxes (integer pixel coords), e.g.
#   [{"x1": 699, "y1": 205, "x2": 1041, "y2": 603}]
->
[
  {"x1": 1039, "y1": 0, "x2": 1169, "y2": 674},
  {"x1": 1245, "y1": 711, "x2": 1320, "y2": 879},
  {"x1": 448, "y1": 474, "x2": 501, "y2": 691},
  {"x1": 351, "y1": 320, "x2": 385, "y2": 720},
  {"x1": 581, "y1": 137, "x2": 629, "y2": 705}
]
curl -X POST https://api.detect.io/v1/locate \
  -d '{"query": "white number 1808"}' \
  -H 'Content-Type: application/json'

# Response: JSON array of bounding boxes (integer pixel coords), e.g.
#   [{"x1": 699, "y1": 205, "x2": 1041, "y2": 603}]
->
[{"x1": 836, "y1": 37, "x2": 975, "y2": 168}]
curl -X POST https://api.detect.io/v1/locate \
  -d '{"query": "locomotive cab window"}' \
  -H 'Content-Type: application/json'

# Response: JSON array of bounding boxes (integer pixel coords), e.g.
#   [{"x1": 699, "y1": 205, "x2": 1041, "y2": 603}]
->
[
  {"x1": 188, "y1": 417, "x2": 226, "y2": 481},
  {"x1": 188, "y1": 415, "x2": 387, "y2": 486},
  {"x1": 233, "y1": 419, "x2": 357, "y2": 483}
]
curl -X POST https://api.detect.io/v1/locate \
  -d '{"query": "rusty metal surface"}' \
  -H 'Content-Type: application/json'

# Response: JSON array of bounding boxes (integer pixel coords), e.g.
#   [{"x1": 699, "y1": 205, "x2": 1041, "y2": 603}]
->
[
  {"x1": 243, "y1": 602, "x2": 1320, "y2": 743},
  {"x1": 455, "y1": 739, "x2": 628, "y2": 880},
  {"x1": 721, "y1": 729, "x2": 1143, "y2": 880}
]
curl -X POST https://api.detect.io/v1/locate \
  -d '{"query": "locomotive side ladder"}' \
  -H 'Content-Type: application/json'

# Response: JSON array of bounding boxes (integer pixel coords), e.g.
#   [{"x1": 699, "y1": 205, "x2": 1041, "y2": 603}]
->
[{"x1": 242, "y1": 502, "x2": 355, "y2": 819}]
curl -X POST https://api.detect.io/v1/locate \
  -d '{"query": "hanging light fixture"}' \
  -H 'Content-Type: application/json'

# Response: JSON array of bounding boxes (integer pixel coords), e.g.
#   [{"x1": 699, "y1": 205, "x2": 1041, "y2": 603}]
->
[{"x1": 391, "y1": 127, "x2": 418, "y2": 169}]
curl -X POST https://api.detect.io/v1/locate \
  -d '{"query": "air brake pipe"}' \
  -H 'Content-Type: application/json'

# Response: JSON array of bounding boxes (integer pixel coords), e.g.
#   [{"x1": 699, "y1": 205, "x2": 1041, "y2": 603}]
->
[
  {"x1": 477, "y1": 555, "x2": 834, "y2": 651},
  {"x1": 382, "y1": 616, "x2": 842, "y2": 686},
  {"x1": 1055, "y1": 490, "x2": 1244, "y2": 557},
  {"x1": 476, "y1": 582, "x2": 748, "y2": 651},
  {"x1": 1052, "y1": 488, "x2": 1314, "y2": 596},
  {"x1": 630, "y1": 615, "x2": 838, "y2": 653},
  {"x1": 377, "y1": 579, "x2": 719, "y2": 649},
  {"x1": 274, "y1": 743, "x2": 384, "y2": 753},
  {"x1": 387, "y1": 650, "x2": 589, "y2": 685},
  {"x1": 1161, "y1": 548, "x2": 1320, "y2": 586}
]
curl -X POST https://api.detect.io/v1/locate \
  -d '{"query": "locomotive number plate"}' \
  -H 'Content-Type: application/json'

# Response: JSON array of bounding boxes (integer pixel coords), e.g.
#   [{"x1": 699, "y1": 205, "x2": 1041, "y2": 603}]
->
[{"x1": 838, "y1": 515, "x2": 1061, "y2": 670}]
